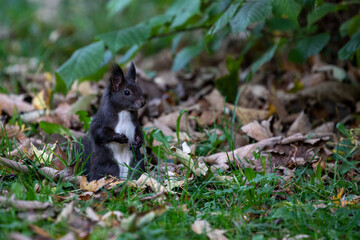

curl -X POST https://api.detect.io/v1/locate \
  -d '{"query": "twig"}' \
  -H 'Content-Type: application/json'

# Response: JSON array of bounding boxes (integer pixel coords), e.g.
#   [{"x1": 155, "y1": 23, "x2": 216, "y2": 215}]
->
[
  {"x1": 0, "y1": 195, "x2": 51, "y2": 210},
  {"x1": 139, "y1": 191, "x2": 166, "y2": 202},
  {"x1": 0, "y1": 157, "x2": 82, "y2": 186}
]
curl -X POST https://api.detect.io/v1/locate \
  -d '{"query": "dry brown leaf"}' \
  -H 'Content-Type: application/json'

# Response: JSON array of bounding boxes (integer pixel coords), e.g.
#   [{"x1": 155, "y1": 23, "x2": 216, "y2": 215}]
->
[
  {"x1": 157, "y1": 111, "x2": 194, "y2": 132},
  {"x1": 204, "y1": 88, "x2": 225, "y2": 112},
  {"x1": 287, "y1": 111, "x2": 311, "y2": 136},
  {"x1": 313, "y1": 122, "x2": 334, "y2": 135},
  {"x1": 80, "y1": 176, "x2": 111, "y2": 192},
  {"x1": 51, "y1": 141, "x2": 68, "y2": 170},
  {"x1": 10, "y1": 138, "x2": 32, "y2": 158},
  {"x1": 29, "y1": 224, "x2": 51, "y2": 239},
  {"x1": 135, "y1": 174, "x2": 167, "y2": 193},
  {"x1": 198, "y1": 110, "x2": 217, "y2": 127},
  {"x1": 85, "y1": 207, "x2": 100, "y2": 222},
  {"x1": 17, "y1": 209, "x2": 55, "y2": 223},
  {"x1": 191, "y1": 220, "x2": 211, "y2": 234},
  {"x1": 58, "y1": 232, "x2": 77, "y2": 240},
  {"x1": 56, "y1": 201, "x2": 74, "y2": 223},
  {"x1": 237, "y1": 84, "x2": 270, "y2": 109},
  {"x1": 163, "y1": 178, "x2": 191, "y2": 192},
  {"x1": 191, "y1": 220, "x2": 228, "y2": 240},
  {"x1": 136, "y1": 206, "x2": 167, "y2": 229},
  {"x1": 241, "y1": 119, "x2": 273, "y2": 141},
  {"x1": 171, "y1": 146, "x2": 208, "y2": 177},
  {"x1": 226, "y1": 103, "x2": 270, "y2": 125},
  {"x1": 204, "y1": 137, "x2": 282, "y2": 170},
  {"x1": 9, "y1": 232, "x2": 32, "y2": 240},
  {"x1": 0, "y1": 93, "x2": 35, "y2": 116},
  {"x1": 98, "y1": 211, "x2": 124, "y2": 227},
  {"x1": 207, "y1": 229, "x2": 228, "y2": 240},
  {"x1": 278, "y1": 81, "x2": 360, "y2": 104},
  {"x1": 0, "y1": 124, "x2": 26, "y2": 141}
]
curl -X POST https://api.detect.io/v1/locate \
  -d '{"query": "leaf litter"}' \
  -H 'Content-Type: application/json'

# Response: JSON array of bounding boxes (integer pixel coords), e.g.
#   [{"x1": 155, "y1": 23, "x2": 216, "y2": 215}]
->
[{"x1": 1, "y1": 47, "x2": 360, "y2": 239}]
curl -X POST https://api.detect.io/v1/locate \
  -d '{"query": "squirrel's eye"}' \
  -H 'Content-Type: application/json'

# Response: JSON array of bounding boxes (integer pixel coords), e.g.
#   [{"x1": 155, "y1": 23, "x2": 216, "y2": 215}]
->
[{"x1": 124, "y1": 90, "x2": 130, "y2": 96}]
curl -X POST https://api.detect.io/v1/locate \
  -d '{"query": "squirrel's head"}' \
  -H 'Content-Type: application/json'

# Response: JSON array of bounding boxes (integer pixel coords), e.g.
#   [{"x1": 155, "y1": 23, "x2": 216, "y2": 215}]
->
[{"x1": 109, "y1": 62, "x2": 146, "y2": 111}]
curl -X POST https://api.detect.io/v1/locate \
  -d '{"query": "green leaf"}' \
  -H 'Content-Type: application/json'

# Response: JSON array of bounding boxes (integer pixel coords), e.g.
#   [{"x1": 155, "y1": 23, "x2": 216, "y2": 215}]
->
[
  {"x1": 55, "y1": 41, "x2": 105, "y2": 93},
  {"x1": 251, "y1": 43, "x2": 279, "y2": 73},
  {"x1": 244, "y1": 168, "x2": 257, "y2": 181},
  {"x1": 176, "y1": 109, "x2": 187, "y2": 145},
  {"x1": 291, "y1": 33, "x2": 330, "y2": 63},
  {"x1": 76, "y1": 110, "x2": 91, "y2": 131},
  {"x1": 272, "y1": 0, "x2": 302, "y2": 23},
  {"x1": 96, "y1": 24, "x2": 150, "y2": 52},
  {"x1": 167, "y1": 0, "x2": 201, "y2": 28},
  {"x1": 336, "y1": 122, "x2": 352, "y2": 138},
  {"x1": 338, "y1": 29, "x2": 360, "y2": 60},
  {"x1": 39, "y1": 121, "x2": 72, "y2": 136},
  {"x1": 307, "y1": 3, "x2": 336, "y2": 26},
  {"x1": 106, "y1": 0, "x2": 132, "y2": 18},
  {"x1": 142, "y1": 14, "x2": 174, "y2": 37},
  {"x1": 230, "y1": 0, "x2": 272, "y2": 33},
  {"x1": 207, "y1": 1, "x2": 242, "y2": 36},
  {"x1": 171, "y1": 41, "x2": 204, "y2": 71},
  {"x1": 152, "y1": 129, "x2": 171, "y2": 151},
  {"x1": 339, "y1": 14, "x2": 360, "y2": 38},
  {"x1": 215, "y1": 55, "x2": 241, "y2": 103},
  {"x1": 267, "y1": 17, "x2": 298, "y2": 31},
  {"x1": 120, "y1": 45, "x2": 142, "y2": 64}
]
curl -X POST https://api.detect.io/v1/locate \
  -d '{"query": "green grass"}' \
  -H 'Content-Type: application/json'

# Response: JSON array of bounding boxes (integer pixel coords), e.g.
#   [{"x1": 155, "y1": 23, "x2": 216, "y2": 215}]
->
[{"x1": 0, "y1": 125, "x2": 359, "y2": 239}]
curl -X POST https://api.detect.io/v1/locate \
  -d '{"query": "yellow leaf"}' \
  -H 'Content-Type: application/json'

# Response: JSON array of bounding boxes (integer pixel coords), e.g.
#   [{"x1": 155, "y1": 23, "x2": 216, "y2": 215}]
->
[
  {"x1": 31, "y1": 143, "x2": 55, "y2": 164},
  {"x1": 32, "y1": 89, "x2": 51, "y2": 110},
  {"x1": 331, "y1": 188, "x2": 344, "y2": 206}
]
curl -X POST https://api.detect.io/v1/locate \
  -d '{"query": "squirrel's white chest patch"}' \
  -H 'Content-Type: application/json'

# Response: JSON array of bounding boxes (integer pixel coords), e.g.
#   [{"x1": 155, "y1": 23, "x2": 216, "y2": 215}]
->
[{"x1": 107, "y1": 111, "x2": 135, "y2": 178}]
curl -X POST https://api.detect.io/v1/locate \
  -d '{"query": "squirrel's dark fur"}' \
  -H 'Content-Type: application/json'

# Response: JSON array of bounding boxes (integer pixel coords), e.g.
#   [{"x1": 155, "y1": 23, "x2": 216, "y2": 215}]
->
[{"x1": 80, "y1": 62, "x2": 146, "y2": 181}]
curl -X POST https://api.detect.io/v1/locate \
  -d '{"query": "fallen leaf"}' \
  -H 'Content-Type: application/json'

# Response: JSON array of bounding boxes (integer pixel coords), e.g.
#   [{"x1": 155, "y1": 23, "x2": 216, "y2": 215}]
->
[
  {"x1": 191, "y1": 220, "x2": 211, "y2": 235},
  {"x1": 287, "y1": 111, "x2": 311, "y2": 136},
  {"x1": 0, "y1": 93, "x2": 35, "y2": 116},
  {"x1": 51, "y1": 141, "x2": 68, "y2": 170},
  {"x1": 314, "y1": 64, "x2": 347, "y2": 82},
  {"x1": 191, "y1": 220, "x2": 228, "y2": 240},
  {"x1": 9, "y1": 232, "x2": 32, "y2": 240},
  {"x1": 31, "y1": 142, "x2": 56, "y2": 164},
  {"x1": 58, "y1": 232, "x2": 76, "y2": 240},
  {"x1": 85, "y1": 207, "x2": 100, "y2": 222},
  {"x1": 171, "y1": 146, "x2": 208, "y2": 177},
  {"x1": 56, "y1": 201, "x2": 74, "y2": 223},
  {"x1": 204, "y1": 88, "x2": 225, "y2": 112},
  {"x1": 80, "y1": 176, "x2": 111, "y2": 192},
  {"x1": 157, "y1": 111, "x2": 195, "y2": 132},
  {"x1": 29, "y1": 224, "x2": 51, "y2": 239},
  {"x1": 135, "y1": 174, "x2": 167, "y2": 193},
  {"x1": 237, "y1": 84, "x2": 270, "y2": 109},
  {"x1": 0, "y1": 123, "x2": 26, "y2": 141},
  {"x1": 226, "y1": 103, "x2": 270, "y2": 125},
  {"x1": 241, "y1": 119, "x2": 273, "y2": 141},
  {"x1": 32, "y1": 89, "x2": 51, "y2": 110},
  {"x1": 182, "y1": 142, "x2": 191, "y2": 154},
  {"x1": 10, "y1": 138, "x2": 32, "y2": 158},
  {"x1": 0, "y1": 196, "x2": 51, "y2": 210}
]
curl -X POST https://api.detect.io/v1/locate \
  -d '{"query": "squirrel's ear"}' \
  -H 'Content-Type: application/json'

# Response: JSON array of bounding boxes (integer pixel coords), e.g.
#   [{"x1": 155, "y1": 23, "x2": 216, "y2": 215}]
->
[
  {"x1": 126, "y1": 61, "x2": 136, "y2": 81},
  {"x1": 110, "y1": 64, "x2": 125, "y2": 91}
]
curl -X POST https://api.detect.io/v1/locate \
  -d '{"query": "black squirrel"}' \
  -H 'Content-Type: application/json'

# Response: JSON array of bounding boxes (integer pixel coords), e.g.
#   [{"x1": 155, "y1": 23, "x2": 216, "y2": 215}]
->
[{"x1": 81, "y1": 62, "x2": 146, "y2": 181}]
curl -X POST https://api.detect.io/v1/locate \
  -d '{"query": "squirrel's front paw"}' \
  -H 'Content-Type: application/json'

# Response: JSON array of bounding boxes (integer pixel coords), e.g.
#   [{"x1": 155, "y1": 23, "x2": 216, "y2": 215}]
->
[
  {"x1": 113, "y1": 133, "x2": 128, "y2": 144},
  {"x1": 130, "y1": 136, "x2": 143, "y2": 149}
]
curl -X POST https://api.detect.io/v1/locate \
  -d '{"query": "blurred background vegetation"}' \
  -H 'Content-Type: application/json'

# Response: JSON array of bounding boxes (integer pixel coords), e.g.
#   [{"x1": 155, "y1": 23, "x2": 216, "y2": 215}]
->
[
  {"x1": 1, "y1": 0, "x2": 360, "y2": 97},
  {"x1": 0, "y1": 0, "x2": 171, "y2": 71}
]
